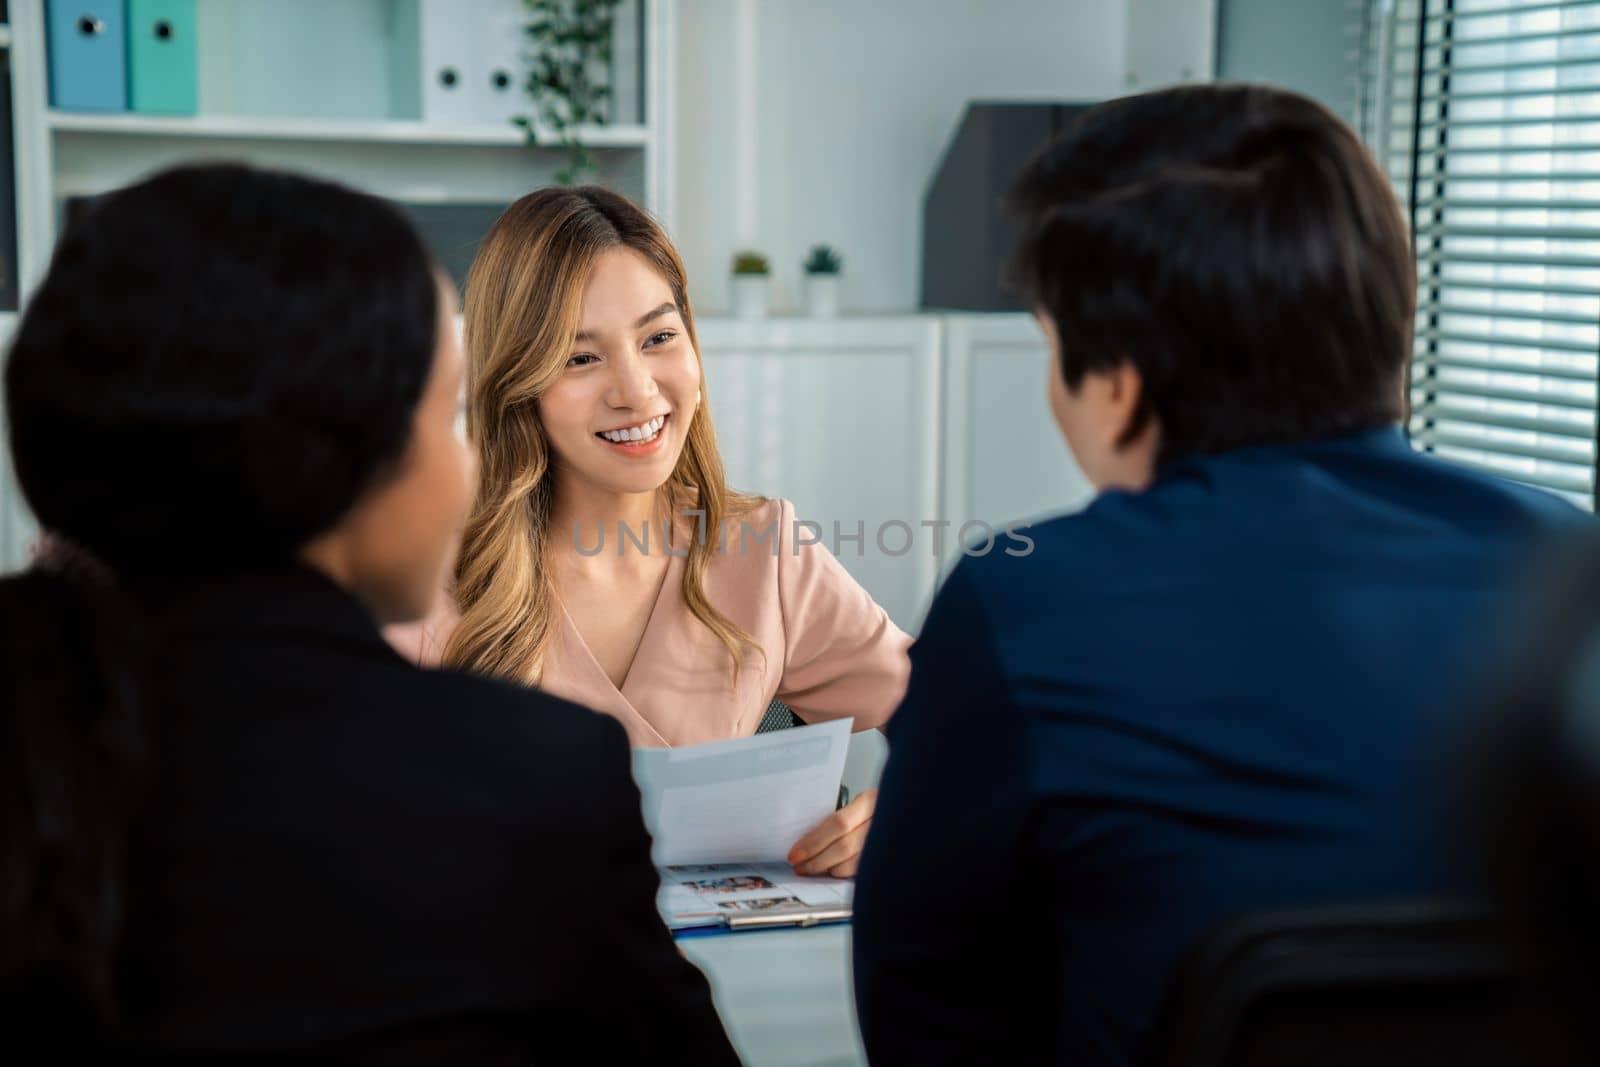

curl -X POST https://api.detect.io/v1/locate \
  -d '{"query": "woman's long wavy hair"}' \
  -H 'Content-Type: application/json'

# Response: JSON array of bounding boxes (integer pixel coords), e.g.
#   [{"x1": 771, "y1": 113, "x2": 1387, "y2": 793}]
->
[{"x1": 445, "y1": 186, "x2": 763, "y2": 685}]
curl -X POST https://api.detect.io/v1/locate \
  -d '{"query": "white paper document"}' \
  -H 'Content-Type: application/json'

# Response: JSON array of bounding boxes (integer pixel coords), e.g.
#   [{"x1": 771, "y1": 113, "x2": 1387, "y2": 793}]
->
[{"x1": 631, "y1": 719, "x2": 855, "y2": 931}]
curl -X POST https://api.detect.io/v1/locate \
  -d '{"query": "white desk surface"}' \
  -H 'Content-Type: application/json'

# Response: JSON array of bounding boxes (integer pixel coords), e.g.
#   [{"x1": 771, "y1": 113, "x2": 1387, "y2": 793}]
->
[
  {"x1": 679, "y1": 923, "x2": 865, "y2": 1067},
  {"x1": 672, "y1": 730, "x2": 884, "y2": 1065}
]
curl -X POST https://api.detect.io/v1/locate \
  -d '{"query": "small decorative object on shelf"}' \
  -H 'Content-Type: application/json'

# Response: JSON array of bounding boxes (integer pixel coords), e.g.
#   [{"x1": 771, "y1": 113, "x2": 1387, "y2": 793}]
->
[
  {"x1": 517, "y1": 0, "x2": 623, "y2": 185},
  {"x1": 802, "y1": 244, "x2": 842, "y2": 318},
  {"x1": 730, "y1": 250, "x2": 770, "y2": 320}
]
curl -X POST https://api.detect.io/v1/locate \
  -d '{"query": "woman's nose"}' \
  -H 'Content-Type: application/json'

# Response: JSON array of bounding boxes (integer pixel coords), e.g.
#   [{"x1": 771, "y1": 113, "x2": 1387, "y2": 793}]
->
[{"x1": 607, "y1": 350, "x2": 660, "y2": 408}]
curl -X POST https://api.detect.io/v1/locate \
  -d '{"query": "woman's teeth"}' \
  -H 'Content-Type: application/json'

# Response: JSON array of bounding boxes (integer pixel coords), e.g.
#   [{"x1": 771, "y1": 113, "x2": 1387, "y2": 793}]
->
[{"x1": 599, "y1": 414, "x2": 665, "y2": 444}]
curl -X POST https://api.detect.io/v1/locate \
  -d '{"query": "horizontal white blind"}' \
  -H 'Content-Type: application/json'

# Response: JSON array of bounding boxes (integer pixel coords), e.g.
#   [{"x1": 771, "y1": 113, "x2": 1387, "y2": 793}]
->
[{"x1": 1373, "y1": 0, "x2": 1600, "y2": 508}]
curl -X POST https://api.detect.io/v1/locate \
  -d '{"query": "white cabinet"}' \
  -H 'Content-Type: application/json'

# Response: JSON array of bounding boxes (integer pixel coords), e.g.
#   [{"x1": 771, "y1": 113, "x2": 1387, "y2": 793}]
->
[
  {"x1": 697, "y1": 317, "x2": 943, "y2": 634},
  {"x1": 939, "y1": 314, "x2": 1094, "y2": 578},
  {"x1": 697, "y1": 314, "x2": 1094, "y2": 635}
]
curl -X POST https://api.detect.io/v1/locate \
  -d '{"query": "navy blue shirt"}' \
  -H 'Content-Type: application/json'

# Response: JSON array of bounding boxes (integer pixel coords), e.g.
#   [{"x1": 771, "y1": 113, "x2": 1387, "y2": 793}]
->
[{"x1": 853, "y1": 426, "x2": 1586, "y2": 1067}]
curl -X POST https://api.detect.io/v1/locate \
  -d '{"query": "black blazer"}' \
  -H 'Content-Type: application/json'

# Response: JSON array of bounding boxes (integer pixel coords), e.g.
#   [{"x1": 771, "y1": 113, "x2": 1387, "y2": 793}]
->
[{"x1": 114, "y1": 566, "x2": 738, "y2": 1064}]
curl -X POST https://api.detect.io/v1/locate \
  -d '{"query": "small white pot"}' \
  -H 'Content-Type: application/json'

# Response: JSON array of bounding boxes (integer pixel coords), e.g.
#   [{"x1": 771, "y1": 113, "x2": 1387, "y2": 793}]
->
[
  {"x1": 731, "y1": 274, "x2": 770, "y2": 319},
  {"x1": 804, "y1": 273, "x2": 841, "y2": 318}
]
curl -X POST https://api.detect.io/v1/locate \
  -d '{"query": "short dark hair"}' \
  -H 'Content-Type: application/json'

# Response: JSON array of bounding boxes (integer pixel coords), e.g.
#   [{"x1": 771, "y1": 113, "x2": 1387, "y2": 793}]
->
[
  {"x1": 1007, "y1": 83, "x2": 1414, "y2": 461},
  {"x1": 7, "y1": 162, "x2": 440, "y2": 573}
]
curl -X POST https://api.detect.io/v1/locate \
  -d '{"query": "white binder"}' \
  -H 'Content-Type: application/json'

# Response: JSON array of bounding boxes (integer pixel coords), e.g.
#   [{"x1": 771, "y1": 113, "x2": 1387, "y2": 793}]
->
[
  {"x1": 479, "y1": 0, "x2": 526, "y2": 128},
  {"x1": 417, "y1": 0, "x2": 481, "y2": 125}
]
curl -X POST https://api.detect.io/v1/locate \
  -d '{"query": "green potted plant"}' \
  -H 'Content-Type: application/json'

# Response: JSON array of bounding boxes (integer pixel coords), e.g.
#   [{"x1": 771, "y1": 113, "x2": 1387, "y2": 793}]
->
[
  {"x1": 802, "y1": 244, "x2": 842, "y2": 318},
  {"x1": 730, "y1": 250, "x2": 770, "y2": 320},
  {"x1": 517, "y1": 0, "x2": 624, "y2": 185}
]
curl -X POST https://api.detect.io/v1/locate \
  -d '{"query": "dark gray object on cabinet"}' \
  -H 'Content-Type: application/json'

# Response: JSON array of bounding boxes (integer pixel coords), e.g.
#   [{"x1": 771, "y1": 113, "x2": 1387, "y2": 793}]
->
[{"x1": 920, "y1": 101, "x2": 1093, "y2": 313}]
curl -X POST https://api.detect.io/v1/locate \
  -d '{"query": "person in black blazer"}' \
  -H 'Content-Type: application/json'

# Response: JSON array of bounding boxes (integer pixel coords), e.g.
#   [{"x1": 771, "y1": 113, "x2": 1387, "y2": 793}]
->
[{"x1": 0, "y1": 164, "x2": 738, "y2": 1064}]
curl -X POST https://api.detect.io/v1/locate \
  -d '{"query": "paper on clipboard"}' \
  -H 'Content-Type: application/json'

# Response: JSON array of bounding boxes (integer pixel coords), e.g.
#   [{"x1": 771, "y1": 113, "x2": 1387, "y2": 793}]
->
[
  {"x1": 657, "y1": 861, "x2": 854, "y2": 933},
  {"x1": 631, "y1": 718, "x2": 856, "y2": 932}
]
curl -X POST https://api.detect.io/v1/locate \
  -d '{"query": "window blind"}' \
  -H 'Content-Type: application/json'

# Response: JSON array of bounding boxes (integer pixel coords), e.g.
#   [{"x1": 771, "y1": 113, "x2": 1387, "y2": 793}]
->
[{"x1": 1365, "y1": 0, "x2": 1600, "y2": 509}]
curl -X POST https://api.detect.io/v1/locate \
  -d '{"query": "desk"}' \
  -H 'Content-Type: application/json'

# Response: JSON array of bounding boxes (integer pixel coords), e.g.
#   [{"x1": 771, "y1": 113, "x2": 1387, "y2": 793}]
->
[
  {"x1": 679, "y1": 924, "x2": 865, "y2": 1067},
  {"x1": 673, "y1": 728, "x2": 885, "y2": 1065}
]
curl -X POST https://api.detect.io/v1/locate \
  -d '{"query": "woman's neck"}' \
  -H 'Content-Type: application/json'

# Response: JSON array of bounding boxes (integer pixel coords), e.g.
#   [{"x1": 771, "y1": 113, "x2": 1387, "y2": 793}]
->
[{"x1": 548, "y1": 475, "x2": 669, "y2": 568}]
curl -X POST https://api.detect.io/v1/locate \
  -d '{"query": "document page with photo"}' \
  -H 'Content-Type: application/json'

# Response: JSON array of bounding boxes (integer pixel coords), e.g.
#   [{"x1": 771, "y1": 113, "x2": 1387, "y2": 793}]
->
[
  {"x1": 657, "y1": 862, "x2": 854, "y2": 932},
  {"x1": 631, "y1": 719, "x2": 854, "y2": 930}
]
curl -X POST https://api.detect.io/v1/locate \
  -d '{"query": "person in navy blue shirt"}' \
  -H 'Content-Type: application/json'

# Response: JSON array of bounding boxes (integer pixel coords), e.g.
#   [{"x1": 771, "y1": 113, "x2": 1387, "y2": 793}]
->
[{"x1": 852, "y1": 83, "x2": 1588, "y2": 1067}]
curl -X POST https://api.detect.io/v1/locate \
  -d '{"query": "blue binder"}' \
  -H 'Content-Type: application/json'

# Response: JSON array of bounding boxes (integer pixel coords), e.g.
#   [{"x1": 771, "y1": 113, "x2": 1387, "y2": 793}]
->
[{"x1": 46, "y1": 0, "x2": 127, "y2": 112}]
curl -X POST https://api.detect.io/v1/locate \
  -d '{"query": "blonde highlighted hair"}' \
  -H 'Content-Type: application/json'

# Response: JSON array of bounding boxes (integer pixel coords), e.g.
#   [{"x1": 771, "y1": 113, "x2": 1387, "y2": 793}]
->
[{"x1": 445, "y1": 186, "x2": 763, "y2": 685}]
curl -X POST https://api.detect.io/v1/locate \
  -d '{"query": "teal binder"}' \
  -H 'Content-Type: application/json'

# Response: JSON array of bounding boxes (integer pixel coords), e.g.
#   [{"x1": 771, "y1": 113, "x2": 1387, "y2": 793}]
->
[{"x1": 127, "y1": 0, "x2": 196, "y2": 115}]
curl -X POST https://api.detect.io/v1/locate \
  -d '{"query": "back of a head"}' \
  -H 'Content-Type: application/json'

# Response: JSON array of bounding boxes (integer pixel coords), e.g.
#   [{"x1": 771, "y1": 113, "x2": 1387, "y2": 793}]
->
[
  {"x1": 0, "y1": 163, "x2": 439, "y2": 1030},
  {"x1": 9, "y1": 163, "x2": 438, "y2": 573},
  {"x1": 1007, "y1": 83, "x2": 1415, "y2": 461}
]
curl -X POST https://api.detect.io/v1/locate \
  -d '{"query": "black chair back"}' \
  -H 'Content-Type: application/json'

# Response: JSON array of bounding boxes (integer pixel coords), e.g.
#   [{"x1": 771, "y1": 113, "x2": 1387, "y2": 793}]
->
[
  {"x1": 1147, "y1": 898, "x2": 1574, "y2": 1067},
  {"x1": 755, "y1": 699, "x2": 802, "y2": 733}
]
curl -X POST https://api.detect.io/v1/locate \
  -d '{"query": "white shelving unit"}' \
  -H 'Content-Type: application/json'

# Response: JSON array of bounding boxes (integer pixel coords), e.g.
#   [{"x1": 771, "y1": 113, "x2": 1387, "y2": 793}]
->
[
  {"x1": 47, "y1": 110, "x2": 652, "y2": 148},
  {"x1": 11, "y1": 0, "x2": 676, "y2": 298},
  {"x1": 1, "y1": 0, "x2": 676, "y2": 571}
]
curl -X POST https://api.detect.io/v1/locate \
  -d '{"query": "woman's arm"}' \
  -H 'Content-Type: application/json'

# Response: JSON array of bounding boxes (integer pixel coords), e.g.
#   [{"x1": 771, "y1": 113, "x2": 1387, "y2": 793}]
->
[
  {"x1": 770, "y1": 499, "x2": 913, "y2": 874},
  {"x1": 773, "y1": 499, "x2": 912, "y2": 731}
]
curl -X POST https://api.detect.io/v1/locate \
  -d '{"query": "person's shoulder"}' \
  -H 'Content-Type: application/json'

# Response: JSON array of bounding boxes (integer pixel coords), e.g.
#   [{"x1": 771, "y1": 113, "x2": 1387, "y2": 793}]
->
[
  {"x1": 1318, "y1": 434, "x2": 1597, "y2": 543},
  {"x1": 1418, "y1": 452, "x2": 1591, "y2": 529},
  {"x1": 946, "y1": 494, "x2": 1143, "y2": 597},
  {"x1": 391, "y1": 661, "x2": 632, "y2": 784},
  {"x1": 701, "y1": 493, "x2": 787, "y2": 573},
  {"x1": 727, "y1": 494, "x2": 788, "y2": 545},
  {"x1": 408, "y1": 662, "x2": 620, "y2": 738}
]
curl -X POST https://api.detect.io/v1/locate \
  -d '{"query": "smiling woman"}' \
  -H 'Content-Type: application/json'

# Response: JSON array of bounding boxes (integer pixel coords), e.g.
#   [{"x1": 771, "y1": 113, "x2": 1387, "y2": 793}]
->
[{"x1": 385, "y1": 185, "x2": 912, "y2": 879}]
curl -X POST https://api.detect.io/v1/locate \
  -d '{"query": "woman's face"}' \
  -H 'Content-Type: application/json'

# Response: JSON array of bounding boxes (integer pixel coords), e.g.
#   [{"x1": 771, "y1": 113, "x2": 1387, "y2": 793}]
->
[{"x1": 538, "y1": 247, "x2": 701, "y2": 498}]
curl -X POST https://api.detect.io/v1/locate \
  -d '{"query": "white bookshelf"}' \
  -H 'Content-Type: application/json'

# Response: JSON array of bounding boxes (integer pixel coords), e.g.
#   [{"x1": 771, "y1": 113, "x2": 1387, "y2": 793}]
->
[
  {"x1": 1, "y1": 0, "x2": 676, "y2": 571},
  {"x1": 47, "y1": 110, "x2": 653, "y2": 149},
  {"x1": 11, "y1": 0, "x2": 675, "y2": 288}
]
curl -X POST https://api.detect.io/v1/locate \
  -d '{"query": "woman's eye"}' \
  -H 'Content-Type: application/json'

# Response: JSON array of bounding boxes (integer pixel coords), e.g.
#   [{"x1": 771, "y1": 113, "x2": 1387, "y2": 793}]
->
[
  {"x1": 567, "y1": 353, "x2": 598, "y2": 368},
  {"x1": 645, "y1": 330, "x2": 677, "y2": 348}
]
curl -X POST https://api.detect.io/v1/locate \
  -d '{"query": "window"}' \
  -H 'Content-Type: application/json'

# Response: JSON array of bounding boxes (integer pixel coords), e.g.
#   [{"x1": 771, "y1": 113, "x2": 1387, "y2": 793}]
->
[{"x1": 1364, "y1": 0, "x2": 1600, "y2": 508}]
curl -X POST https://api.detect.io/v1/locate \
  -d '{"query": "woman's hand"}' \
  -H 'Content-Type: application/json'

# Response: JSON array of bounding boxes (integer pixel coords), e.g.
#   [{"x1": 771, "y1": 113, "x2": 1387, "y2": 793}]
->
[{"x1": 787, "y1": 788, "x2": 877, "y2": 878}]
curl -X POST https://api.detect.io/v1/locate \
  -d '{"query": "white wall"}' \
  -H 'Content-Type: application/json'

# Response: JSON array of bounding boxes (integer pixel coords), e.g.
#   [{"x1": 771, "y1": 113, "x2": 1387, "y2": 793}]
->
[
  {"x1": 1215, "y1": 0, "x2": 1357, "y2": 123},
  {"x1": 672, "y1": 0, "x2": 1215, "y2": 315}
]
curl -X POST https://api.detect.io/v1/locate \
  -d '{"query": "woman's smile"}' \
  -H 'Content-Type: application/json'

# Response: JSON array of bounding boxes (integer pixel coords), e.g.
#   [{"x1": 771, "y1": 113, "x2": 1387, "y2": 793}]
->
[{"x1": 595, "y1": 412, "x2": 670, "y2": 456}]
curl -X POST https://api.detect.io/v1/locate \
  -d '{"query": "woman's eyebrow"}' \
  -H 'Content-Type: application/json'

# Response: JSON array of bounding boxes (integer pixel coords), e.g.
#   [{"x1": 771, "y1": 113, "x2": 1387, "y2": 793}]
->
[
  {"x1": 634, "y1": 302, "x2": 679, "y2": 328},
  {"x1": 574, "y1": 302, "x2": 679, "y2": 344}
]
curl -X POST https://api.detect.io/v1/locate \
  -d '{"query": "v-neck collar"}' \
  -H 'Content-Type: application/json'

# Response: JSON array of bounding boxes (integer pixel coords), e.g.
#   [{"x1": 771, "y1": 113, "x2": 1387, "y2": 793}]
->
[{"x1": 554, "y1": 552, "x2": 685, "y2": 746}]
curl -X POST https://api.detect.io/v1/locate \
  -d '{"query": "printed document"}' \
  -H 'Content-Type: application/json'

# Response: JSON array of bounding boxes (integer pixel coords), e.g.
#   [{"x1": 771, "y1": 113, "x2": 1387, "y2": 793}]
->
[{"x1": 631, "y1": 719, "x2": 855, "y2": 930}]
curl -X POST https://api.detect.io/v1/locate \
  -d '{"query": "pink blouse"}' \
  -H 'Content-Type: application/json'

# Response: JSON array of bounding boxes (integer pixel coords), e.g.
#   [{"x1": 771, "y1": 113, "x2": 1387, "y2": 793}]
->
[{"x1": 385, "y1": 498, "x2": 912, "y2": 748}]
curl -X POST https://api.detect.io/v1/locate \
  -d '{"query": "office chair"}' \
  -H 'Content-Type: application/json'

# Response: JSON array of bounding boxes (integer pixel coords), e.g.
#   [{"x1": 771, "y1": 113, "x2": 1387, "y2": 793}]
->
[
  {"x1": 1146, "y1": 898, "x2": 1573, "y2": 1067},
  {"x1": 1465, "y1": 532, "x2": 1600, "y2": 1063},
  {"x1": 755, "y1": 698, "x2": 802, "y2": 734}
]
